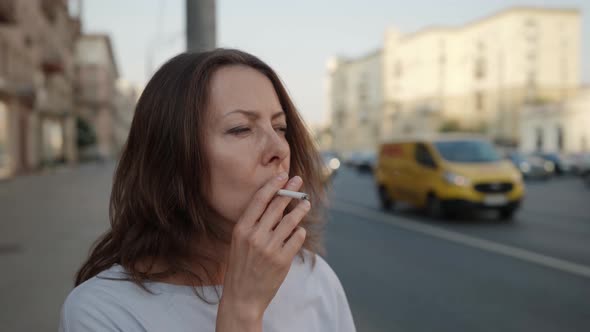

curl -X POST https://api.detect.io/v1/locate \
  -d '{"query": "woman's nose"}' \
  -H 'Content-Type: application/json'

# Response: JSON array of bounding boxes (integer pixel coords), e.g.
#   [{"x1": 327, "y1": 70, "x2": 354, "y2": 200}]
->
[{"x1": 262, "y1": 128, "x2": 289, "y2": 166}]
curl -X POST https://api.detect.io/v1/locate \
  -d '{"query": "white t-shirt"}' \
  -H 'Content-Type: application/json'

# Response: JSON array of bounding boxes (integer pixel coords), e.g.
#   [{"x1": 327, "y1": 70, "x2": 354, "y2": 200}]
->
[{"x1": 59, "y1": 250, "x2": 356, "y2": 332}]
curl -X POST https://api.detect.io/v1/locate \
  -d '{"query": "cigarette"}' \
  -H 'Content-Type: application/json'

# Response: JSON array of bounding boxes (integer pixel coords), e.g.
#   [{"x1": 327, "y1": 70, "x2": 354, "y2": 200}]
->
[{"x1": 277, "y1": 189, "x2": 309, "y2": 200}]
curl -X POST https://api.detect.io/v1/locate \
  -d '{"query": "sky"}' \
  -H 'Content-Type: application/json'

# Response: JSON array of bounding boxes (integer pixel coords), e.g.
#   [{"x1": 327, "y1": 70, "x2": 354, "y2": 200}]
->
[{"x1": 82, "y1": 0, "x2": 590, "y2": 127}]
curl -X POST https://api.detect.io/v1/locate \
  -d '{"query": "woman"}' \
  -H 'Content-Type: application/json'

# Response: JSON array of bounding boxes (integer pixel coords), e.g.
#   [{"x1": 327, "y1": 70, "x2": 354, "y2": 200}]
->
[{"x1": 59, "y1": 49, "x2": 356, "y2": 332}]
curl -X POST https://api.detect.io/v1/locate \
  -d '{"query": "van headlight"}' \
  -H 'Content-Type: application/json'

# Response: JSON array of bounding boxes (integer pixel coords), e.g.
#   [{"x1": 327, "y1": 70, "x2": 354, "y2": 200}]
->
[{"x1": 443, "y1": 172, "x2": 471, "y2": 187}]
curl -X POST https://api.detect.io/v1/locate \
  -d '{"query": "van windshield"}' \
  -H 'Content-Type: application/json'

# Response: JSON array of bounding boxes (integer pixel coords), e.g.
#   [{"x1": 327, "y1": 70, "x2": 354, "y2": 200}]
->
[{"x1": 433, "y1": 140, "x2": 501, "y2": 163}]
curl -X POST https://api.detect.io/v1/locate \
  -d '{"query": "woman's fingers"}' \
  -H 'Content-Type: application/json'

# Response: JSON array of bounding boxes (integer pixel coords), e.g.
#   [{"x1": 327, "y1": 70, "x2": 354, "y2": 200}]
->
[
  {"x1": 281, "y1": 226, "x2": 307, "y2": 259},
  {"x1": 235, "y1": 172, "x2": 289, "y2": 230},
  {"x1": 256, "y1": 176, "x2": 303, "y2": 232},
  {"x1": 270, "y1": 199, "x2": 310, "y2": 250}
]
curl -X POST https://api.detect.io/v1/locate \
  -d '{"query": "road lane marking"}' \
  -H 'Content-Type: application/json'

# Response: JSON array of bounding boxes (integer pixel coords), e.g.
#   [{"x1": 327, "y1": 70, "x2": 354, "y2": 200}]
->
[{"x1": 331, "y1": 200, "x2": 590, "y2": 279}]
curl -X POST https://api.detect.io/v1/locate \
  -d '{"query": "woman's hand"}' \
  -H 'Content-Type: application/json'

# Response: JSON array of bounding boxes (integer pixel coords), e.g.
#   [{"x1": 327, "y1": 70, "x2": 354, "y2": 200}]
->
[{"x1": 216, "y1": 172, "x2": 310, "y2": 332}]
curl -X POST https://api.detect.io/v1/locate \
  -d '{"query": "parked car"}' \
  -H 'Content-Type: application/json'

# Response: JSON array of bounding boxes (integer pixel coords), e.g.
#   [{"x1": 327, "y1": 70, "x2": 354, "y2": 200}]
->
[
  {"x1": 583, "y1": 170, "x2": 590, "y2": 188},
  {"x1": 570, "y1": 153, "x2": 590, "y2": 175},
  {"x1": 374, "y1": 134, "x2": 524, "y2": 220},
  {"x1": 342, "y1": 151, "x2": 359, "y2": 167},
  {"x1": 506, "y1": 152, "x2": 552, "y2": 180},
  {"x1": 356, "y1": 151, "x2": 376, "y2": 173},
  {"x1": 534, "y1": 153, "x2": 573, "y2": 175},
  {"x1": 572, "y1": 153, "x2": 590, "y2": 188}
]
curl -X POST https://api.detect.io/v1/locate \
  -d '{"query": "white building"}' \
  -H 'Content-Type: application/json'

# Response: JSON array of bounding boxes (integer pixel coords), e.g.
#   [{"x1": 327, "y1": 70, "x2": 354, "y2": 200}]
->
[
  {"x1": 379, "y1": 7, "x2": 581, "y2": 144},
  {"x1": 520, "y1": 89, "x2": 590, "y2": 154},
  {"x1": 328, "y1": 50, "x2": 382, "y2": 153}
]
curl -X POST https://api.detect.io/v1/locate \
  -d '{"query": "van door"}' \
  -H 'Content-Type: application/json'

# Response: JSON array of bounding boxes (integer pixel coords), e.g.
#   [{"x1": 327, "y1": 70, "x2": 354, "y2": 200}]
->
[
  {"x1": 407, "y1": 143, "x2": 440, "y2": 207},
  {"x1": 378, "y1": 143, "x2": 407, "y2": 201}
]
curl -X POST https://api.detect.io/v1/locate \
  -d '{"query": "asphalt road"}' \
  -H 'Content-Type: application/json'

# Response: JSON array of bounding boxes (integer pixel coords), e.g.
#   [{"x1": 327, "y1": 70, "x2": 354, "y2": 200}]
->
[{"x1": 325, "y1": 166, "x2": 590, "y2": 332}]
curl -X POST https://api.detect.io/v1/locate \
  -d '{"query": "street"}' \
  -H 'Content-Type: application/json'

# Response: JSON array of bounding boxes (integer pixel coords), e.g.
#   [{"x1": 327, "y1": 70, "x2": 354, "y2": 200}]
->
[
  {"x1": 327, "y1": 166, "x2": 590, "y2": 332},
  {"x1": 1, "y1": 163, "x2": 589, "y2": 331}
]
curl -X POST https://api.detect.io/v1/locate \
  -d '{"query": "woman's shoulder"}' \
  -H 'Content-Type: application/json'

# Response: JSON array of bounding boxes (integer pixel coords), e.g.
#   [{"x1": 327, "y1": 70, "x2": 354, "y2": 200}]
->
[
  {"x1": 270, "y1": 250, "x2": 356, "y2": 331},
  {"x1": 59, "y1": 265, "x2": 163, "y2": 331},
  {"x1": 285, "y1": 249, "x2": 346, "y2": 299},
  {"x1": 63, "y1": 265, "x2": 146, "y2": 304},
  {"x1": 293, "y1": 249, "x2": 339, "y2": 278}
]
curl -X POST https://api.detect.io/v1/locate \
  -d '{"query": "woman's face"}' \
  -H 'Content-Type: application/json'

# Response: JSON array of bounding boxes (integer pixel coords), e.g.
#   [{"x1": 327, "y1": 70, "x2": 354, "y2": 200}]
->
[{"x1": 204, "y1": 65, "x2": 291, "y2": 223}]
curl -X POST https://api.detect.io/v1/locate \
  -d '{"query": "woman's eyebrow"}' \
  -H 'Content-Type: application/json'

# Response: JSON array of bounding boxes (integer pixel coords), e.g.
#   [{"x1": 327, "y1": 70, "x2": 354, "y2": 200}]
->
[{"x1": 223, "y1": 109, "x2": 285, "y2": 120}]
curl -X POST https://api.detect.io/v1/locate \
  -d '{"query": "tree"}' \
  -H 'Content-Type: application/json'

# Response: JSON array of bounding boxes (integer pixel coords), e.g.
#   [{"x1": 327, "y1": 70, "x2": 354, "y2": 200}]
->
[{"x1": 76, "y1": 117, "x2": 96, "y2": 149}]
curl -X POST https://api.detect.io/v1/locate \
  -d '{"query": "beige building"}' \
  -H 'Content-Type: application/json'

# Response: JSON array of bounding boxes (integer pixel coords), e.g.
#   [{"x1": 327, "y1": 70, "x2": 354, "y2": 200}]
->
[
  {"x1": 382, "y1": 7, "x2": 581, "y2": 144},
  {"x1": 75, "y1": 34, "x2": 119, "y2": 160},
  {"x1": 328, "y1": 50, "x2": 382, "y2": 153},
  {"x1": 520, "y1": 89, "x2": 590, "y2": 154},
  {"x1": 0, "y1": 0, "x2": 80, "y2": 179}
]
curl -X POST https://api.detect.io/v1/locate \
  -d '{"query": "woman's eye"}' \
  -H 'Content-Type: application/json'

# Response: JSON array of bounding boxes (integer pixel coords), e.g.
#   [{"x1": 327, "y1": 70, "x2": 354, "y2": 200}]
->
[
  {"x1": 228, "y1": 127, "x2": 251, "y2": 135},
  {"x1": 275, "y1": 126, "x2": 287, "y2": 134}
]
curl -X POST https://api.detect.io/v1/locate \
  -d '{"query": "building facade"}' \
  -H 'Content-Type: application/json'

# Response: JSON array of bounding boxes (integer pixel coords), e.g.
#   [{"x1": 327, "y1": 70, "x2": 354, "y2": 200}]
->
[
  {"x1": 328, "y1": 50, "x2": 382, "y2": 153},
  {"x1": 74, "y1": 34, "x2": 119, "y2": 160},
  {"x1": 0, "y1": 0, "x2": 80, "y2": 178},
  {"x1": 520, "y1": 89, "x2": 590, "y2": 154},
  {"x1": 381, "y1": 7, "x2": 580, "y2": 144},
  {"x1": 327, "y1": 7, "x2": 582, "y2": 155}
]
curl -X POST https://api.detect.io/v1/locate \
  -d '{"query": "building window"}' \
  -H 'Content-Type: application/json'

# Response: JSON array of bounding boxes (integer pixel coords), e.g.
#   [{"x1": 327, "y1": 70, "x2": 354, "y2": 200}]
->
[
  {"x1": 394, "y1": 61, "x2": 402, "y2": 78},
  {"x1": 474, "y1": 57, "x2": 486, "y2": 79},
  {"x1": 524, "y1": 18, "x2": 537, "y2": 28},
  {"x1": 358, "y1": 81, "x2": 367, "y2": 104},
  {"x1": 535, "y1": 127, "x2": 544, "y2": 151},
  {"x1": 557, "y1": 126, "x2": 564, "y2": 152},
  {"x1": 475, "y1": 92, "x2": 484, "y2": 111},
  {"x1": 524, "y1": 17, "x2": 538, "y2": 44},
  {"x1": 527, "y1": 71, "x2": 537, "y2": 94},
  {"x1": 358, "y1": 110, "x2": 368, "y2": 124},
  {"x1": 0, "y1": 102, "x2": 7, "y2": 170},
  {"x1": 335, "y1": 109, "x2": 345, "y2": 127}
]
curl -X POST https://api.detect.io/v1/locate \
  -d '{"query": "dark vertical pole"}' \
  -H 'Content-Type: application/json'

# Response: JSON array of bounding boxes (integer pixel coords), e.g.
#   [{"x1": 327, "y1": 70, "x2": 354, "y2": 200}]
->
[{"x1": 186, "y1": 0, "x2": 216, "y2": 53}]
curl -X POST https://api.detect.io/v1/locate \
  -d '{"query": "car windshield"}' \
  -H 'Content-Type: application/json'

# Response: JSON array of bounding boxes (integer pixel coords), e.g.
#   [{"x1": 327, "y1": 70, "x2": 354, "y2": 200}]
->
[
  {"x1": 434, "y1": 140, "x2": 501, "y2": 163},
  {"x1": 509, "y1": 153, "x2": 526, "y2": 163}
]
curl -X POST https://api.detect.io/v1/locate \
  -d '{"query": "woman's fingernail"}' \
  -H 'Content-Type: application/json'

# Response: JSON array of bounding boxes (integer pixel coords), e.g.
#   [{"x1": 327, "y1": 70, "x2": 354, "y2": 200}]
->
[
  {"x1": 289, "y1": 176, "x2": 302, "y2": 186},
  {"x1": 277, "y1": 172, "x2": 288, "y2": 181},
  {"x1": 302, "y1": 200, "x2": 311, "y2": 209}
]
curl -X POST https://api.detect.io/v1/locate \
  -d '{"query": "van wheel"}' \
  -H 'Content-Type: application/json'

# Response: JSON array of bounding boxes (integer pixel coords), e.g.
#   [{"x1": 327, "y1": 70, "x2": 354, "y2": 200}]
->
[
  {"x1": 426, "y1": 194, "x2": 448, "y2": 219},
  {"x1": 499, "y1": 207, "x2": 517, "y2": 221},
  {"x1": 378, "y1": 186, "x2": 394, "y2": 210}
]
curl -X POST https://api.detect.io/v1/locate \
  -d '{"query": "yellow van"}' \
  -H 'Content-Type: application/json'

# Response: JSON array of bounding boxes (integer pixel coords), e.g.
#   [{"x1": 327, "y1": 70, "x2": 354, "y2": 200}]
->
[{"x1": 374, "y1": 134, "x2": 525, "y2": 220}]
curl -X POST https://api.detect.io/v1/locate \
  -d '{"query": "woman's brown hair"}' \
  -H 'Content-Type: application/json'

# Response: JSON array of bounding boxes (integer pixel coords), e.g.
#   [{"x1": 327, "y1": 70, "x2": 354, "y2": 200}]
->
[{"x1": 75, "y1": 49, "x2": 326, "y2": 296}]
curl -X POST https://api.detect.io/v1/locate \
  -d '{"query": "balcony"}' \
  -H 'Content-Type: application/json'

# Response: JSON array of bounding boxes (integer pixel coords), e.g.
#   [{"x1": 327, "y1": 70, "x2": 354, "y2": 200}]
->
[
  {"x1": 41, "y1": 52, "x2": 65, "y2": 75},
  {"x1": 0, "y1": 77, "x2": 36, "y2": 107},
  {"x1": 0, "y1": 0, "x2": 17, "y2": 24}
]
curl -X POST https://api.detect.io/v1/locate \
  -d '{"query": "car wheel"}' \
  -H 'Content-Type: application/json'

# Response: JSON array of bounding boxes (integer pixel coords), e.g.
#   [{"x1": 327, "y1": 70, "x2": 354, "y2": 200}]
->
[
  {"x1": 426, "y1": 194, "x2": 448, "y2": 219},
  {"x1": 499, "y1": 207, "x2": 517, "y2": 221},
  {"x1": 378, "y1": 185, "x2": 394, "y2": 210}
]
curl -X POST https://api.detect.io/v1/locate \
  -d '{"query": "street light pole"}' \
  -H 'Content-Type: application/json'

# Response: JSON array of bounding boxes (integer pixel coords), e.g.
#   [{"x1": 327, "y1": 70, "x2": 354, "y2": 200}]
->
[{"x1": 186, "y1": 0, "x2": 216, "y2": 53}]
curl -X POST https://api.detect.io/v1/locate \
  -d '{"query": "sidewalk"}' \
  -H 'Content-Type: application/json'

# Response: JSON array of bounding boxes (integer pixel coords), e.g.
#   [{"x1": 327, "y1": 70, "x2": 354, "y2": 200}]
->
[{"x1": 0, "y1": 161, "x2": 116, "y2": 331}]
